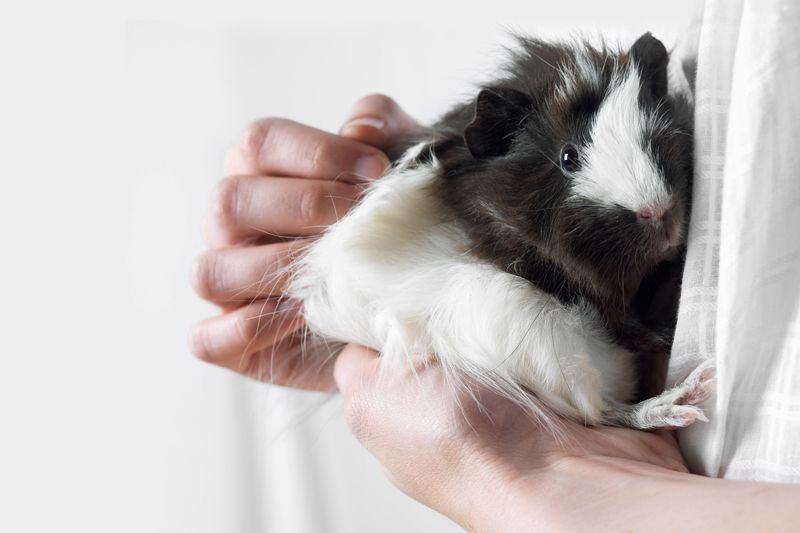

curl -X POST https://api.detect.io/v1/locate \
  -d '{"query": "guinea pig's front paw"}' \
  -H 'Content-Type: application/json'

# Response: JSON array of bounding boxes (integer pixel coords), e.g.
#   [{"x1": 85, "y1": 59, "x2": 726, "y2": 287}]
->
[
  {"x1": 605, "y1": 361, "x2": 716, "y2": 429},
  {"x1": 653, "y1": 403, "x2": 708, "y2": 428},
  {"x1": 640, "y1": 360, "x2": 716, "y2": 429},
  {"x1": 677, "y1": 362, "x2": 716, "y2": 407},
  {"x1": 621, "y1": 396, "x2": 708, "y2": 429}
]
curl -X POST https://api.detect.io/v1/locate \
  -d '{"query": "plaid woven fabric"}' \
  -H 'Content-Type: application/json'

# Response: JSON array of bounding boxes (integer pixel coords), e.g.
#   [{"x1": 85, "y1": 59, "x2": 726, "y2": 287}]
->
[{"x1": 668, "y1": 0, "x2": 800, "y2": 482}]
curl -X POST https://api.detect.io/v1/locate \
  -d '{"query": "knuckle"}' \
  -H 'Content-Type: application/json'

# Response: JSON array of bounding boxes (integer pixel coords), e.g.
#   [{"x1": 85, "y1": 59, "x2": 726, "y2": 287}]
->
[
  {"x1": 240, "y1": 117, "x2": 287, "y2": 161},
  {"x1": 232, "y1": 311, "x2": 259, "y2": 347},
  {"x1": 190, "y1": 251, "x2": 220, "y2": 299},
  {"x1": 209, "y1": 176, "x2": 242, "y2": 231},
  {"x1": 240, "y1": 118, "x2": 271, "y2": 159},
  {"x1": 297, "y1": 186, "x2": 327, "y2": 227},
  {"x1": 189, "y1": 326, "x2": 213, "y2": 363},
  {"x1": 305, "y1": 137, "x2": 336, "y2": 178},
  {"x1": 223, "y1": 145, "x2": 242, "y2": 175}
]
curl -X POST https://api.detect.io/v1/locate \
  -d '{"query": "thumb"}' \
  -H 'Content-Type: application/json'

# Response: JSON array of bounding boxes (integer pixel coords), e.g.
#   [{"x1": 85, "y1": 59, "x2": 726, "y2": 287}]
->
[{"x1": 339, "y1": 94, "x2": 419, "y2": 150}]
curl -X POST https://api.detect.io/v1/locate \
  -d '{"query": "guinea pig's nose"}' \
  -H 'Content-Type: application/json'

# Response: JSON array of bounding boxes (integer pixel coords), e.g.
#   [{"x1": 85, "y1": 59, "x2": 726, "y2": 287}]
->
[
  {"x1": 637, "y1": 200, "x2": 674, "y2": 223},
  {"x1": 638, "y1": 200, "x2": 681, "y2": 251}
]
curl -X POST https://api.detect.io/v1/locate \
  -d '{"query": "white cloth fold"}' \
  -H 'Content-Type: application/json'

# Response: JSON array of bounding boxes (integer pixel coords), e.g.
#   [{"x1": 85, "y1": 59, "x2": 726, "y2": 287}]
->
[{"x1": 669, "y1": 0, "x2": 800, "y2": 482}]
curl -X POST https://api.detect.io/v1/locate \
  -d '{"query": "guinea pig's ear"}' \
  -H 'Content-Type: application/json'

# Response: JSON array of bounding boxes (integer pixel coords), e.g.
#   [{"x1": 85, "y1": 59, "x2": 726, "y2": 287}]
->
[
  {"x1": 464, "y1": 87, "x2": 529, "y2": 159},
  {"x1": 629, "y1": 32, "x2": 669, "y2": 100}
]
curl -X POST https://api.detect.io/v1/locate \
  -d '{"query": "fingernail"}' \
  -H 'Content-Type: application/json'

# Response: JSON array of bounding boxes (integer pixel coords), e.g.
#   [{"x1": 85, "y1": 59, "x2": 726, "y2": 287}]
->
[
  {"x1": 341, "y1": 116, "x2": 386, "y2": 131},
  {"x1": 353, "y1": 154, "x2": 389, "y2": 180}
]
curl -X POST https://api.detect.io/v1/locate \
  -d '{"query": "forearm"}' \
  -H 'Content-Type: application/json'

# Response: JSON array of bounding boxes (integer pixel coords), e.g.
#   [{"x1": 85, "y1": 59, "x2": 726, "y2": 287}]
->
[{"x1": 466, "y1": 455, "x2": 800, "y2": 533}]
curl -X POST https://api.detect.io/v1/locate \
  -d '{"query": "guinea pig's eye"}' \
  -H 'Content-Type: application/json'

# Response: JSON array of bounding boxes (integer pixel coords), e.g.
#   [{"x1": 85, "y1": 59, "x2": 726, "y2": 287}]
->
[{"x1": 559, "y1": 143, "x2": 580, "y2": 174}]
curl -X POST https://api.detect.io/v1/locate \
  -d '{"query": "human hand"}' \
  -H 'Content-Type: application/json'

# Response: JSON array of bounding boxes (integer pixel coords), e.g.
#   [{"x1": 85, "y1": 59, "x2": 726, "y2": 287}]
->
[
  {"x1": 333, "y1": 344, "x2": 694, "y2": 532},
  {"x1": 190, "y1": 95, "x2": 418, "y2": 389}
]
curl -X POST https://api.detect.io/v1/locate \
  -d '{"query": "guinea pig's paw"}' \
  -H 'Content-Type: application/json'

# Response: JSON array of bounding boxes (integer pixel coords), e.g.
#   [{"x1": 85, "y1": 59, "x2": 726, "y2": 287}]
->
[
  {"x1": 658, "y1": 404, "x2": 709, "y2": 428},
  {"x1": 678, "y1": 364, "x2": 716, "y2": 406},
  {"x1": 631, "y1": 361, "x2": 716, "y2": 429},
  {"x1": 651, "y1": 361, "x2": 716, "y2": 406},
  {"x1": 620, "y1": 396, "x2": 708, "y2": 429}
]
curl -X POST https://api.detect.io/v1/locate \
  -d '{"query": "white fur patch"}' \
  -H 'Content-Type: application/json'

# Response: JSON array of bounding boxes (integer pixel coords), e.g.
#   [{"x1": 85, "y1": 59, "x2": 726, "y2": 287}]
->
[
  {"x1": 289, "y1": 147, "x2": 637, "y2": 424},
  {"x1": 555, "y1": 44, "x2": 604, "y2": 103},
  {"x1": 570, "y1": 67, "x2": 672, "y2": 212}
]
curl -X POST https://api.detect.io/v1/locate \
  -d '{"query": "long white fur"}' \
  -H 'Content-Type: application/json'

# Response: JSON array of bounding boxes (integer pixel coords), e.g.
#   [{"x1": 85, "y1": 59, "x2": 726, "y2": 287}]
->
[{"x1": 289, "y1": 144, "x2": 639, "y2": 425}]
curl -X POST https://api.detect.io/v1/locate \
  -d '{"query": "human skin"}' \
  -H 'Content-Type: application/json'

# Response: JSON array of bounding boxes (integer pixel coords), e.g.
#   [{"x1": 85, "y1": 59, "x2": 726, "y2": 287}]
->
[
  {"x1": 334, "y1": 344, "x2": 800, "y2": 532},
  {"x1": 191, "y1": 95, "x2": 800, "y2": 532},
  {"x1": 190, "y1": 94, "x2": 416, "y2": 389}
]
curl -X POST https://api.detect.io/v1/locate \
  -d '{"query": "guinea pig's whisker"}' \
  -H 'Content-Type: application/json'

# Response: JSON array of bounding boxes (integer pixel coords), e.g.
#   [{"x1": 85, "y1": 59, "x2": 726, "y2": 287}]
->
[
  {"x1": 244, "y1": 308, "x2": 283, "y2": 321},
  {"x1": 491, "y1": 294, "x2": 552, "y2": 373},
  {"x1": 300, "y1": 224, "x2": 334, "y2": 232},
  {"x1": 238, "y1": 298, "x2": 282, "y2": 363},
  {"x1": 536, "y1": 149, "x2": 561, "y2": 169},
  {"x1": 242, "y1": 224, "x2": 306, "y2": 241},
  {"x1": 549, "y1": 310, "x2": 576, "y2": 421},
  {"x1": 328, "y1": 194, "x2": 340, "y2": 222},
  {"x1": 334, "y1": 170, "x2": 388, "y2": 183},
  {"x1": 228, "y1": 271, "x2": 283, "y2": 301}
]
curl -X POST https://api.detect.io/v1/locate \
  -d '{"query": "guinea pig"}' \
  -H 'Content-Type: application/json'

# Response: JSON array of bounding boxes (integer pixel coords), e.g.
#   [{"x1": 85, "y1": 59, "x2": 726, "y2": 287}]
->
[{"x1": 289, "y1": 32, "x2": 714, "y2": 429}]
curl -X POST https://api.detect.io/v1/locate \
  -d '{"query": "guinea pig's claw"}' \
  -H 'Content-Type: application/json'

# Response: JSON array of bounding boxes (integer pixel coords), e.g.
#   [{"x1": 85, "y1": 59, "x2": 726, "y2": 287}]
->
[{"x1": 663, "y1": 405, "x2": 709, "y2": 428}]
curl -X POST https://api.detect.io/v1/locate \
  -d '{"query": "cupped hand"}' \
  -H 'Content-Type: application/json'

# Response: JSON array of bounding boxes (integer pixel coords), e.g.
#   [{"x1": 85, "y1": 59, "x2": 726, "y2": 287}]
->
[
  {"x1": 190, "y1": 94, "x2": 418, "y2": 389},
  {"x1": 333, "y1": 344, "x2": 689, "y2": 531}
]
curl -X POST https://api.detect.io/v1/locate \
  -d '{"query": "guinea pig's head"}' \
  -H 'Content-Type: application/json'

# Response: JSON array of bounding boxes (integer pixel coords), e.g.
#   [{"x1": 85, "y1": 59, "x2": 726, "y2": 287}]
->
[{"x1": 447, "y1": 33, "x2": 693, "y2": 302}]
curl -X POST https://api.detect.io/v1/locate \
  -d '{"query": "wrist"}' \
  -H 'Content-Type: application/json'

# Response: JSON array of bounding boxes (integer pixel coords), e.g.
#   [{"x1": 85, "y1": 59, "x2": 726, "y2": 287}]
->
[
  {"x1": 444, "y1": 444, "x2": 562, "y2": 532},
  {"x1": 460, "y1": 450, "x2": 684, "y2": 533},
  {"x1": 487, "y1": 453, "x2": 800, "y2": 533}
]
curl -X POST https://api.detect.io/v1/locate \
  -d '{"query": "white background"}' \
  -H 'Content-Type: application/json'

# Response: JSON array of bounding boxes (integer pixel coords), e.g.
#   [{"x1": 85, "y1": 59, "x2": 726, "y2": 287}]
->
[{"x1": 0, "y1": 1, "x2": 697, "y2": 531}]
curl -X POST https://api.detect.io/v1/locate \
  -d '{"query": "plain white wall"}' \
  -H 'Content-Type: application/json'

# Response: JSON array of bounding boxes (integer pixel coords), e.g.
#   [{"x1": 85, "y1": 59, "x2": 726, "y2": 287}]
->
[{"x1": 1, "y1": 1, "x2": 698, "y2": 531}]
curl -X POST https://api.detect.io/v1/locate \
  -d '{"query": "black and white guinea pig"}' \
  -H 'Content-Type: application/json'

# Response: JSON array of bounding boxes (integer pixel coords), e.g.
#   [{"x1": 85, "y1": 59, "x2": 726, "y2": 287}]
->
[{"x1": 289, "y1": 32, "x2": 713, "y2": 429}]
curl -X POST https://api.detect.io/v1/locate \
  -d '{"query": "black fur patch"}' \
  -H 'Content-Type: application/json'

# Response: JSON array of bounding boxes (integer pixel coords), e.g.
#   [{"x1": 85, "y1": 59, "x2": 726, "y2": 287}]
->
[
  {"x1": 630, "y1": 32, "x2": 669, "y2": 100},
  {"x1": 422, "y1": 35, "x2": 694, "y2": 372},
  {"x1": 464, "y1": 88, "x2": 530, "y2": 158}
]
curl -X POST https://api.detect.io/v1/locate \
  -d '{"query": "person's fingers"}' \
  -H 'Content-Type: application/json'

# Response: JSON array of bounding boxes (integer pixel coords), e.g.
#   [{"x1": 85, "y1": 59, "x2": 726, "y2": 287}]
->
[
  {"x1": 213, "y1": 332, "x2": 338, "y2": 392},
  {"x1": 339, "y1": 94, "x2": 420, "y2": 149},
  {"x1": 333, "y1": 343, "x2": 381, "y2": 398},
  {"x1": 191, "y1": 312, "x2": 339, "y2": 391},
  {"x1": 191, "y1": 240, "x2": 308, "y2": 305},
  {"x1": 190, "y1": 299, "x2": 304, "y2": 367},
  {"x1": 204, "y1": 175, "x2": 363, "y2": 246},
  {"x1": 224, "y1": 118, "x2": 390, "y2": 181},
  {"x1": 244, "y1": 334, "x2": 339, "y2": 391}
]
